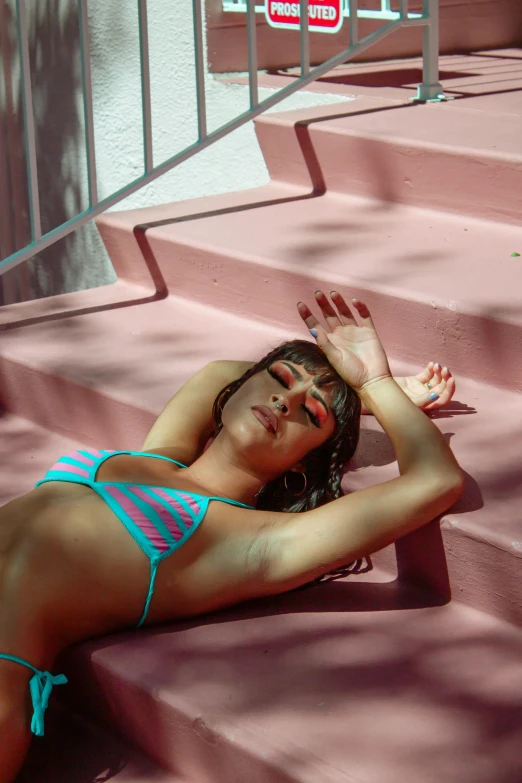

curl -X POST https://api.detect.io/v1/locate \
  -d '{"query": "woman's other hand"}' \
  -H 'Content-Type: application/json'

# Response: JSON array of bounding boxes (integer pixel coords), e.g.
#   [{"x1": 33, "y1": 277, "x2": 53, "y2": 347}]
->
[
  {"x1": 394, "y1": 363, "x2": 455, "y2": 413},
  {"x1": 297, "y1": 291, "x2": 391, "y2": 392}
]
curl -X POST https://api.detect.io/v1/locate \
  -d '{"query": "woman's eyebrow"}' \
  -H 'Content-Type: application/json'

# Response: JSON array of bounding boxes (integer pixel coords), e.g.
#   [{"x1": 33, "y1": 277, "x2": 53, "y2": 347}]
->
[
  {"x1": 280, "y1": 361, "x2": 302, "y2": 381},
  {"x1": 280, "y1": 362, "x2": 329, "y2": 415},
  {"x1": 310, "y1": 388, "x2": 329, "y2": 416}
]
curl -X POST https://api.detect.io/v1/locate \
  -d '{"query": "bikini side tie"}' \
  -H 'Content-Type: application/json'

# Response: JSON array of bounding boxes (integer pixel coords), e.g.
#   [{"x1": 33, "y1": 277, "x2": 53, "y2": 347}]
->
[{"x1": 0, "y1": 653, "x2": 68, "y2": 736}]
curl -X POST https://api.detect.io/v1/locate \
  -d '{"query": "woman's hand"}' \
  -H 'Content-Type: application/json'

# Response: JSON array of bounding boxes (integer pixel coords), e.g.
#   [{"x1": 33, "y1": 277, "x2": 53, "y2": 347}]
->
[
  {"x1": 393, "y1": 363, "x2": 455, "y2": 413},
  {"x1": 297, "y1": 291, "x2": 392, "y2": 393}
]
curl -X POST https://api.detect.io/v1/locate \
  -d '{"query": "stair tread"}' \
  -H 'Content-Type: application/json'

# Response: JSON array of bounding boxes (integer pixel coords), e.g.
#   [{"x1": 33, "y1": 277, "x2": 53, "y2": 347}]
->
[
  {"x1": 0, "y1": 412, "x2": 84, "y2": 505},
  {"x1": 263, "y1": 91, "x2": 522, "y2": 157},
  {"x1": 60, "y1": 586, "x2": 522, "y2": 783},
  {"x1": 144, "y1": 191, "x2": 522, "y2": 320},
  {"x1": 226, "y1": 50, "x2": 522, "y2": 117}
]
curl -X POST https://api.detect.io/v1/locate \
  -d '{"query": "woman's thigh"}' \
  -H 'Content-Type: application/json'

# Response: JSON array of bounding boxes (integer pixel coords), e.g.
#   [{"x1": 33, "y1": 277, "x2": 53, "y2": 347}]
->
[{"x1": 0, "y1": 664, "x2": 35, "y2": 783}]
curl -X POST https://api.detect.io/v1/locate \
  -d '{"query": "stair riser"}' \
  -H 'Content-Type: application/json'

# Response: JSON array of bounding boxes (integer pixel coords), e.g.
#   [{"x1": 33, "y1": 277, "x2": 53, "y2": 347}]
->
[
  {"x1": 57, "y1": 595, "x2": 522, "y2": 783},
  {"x1": 96, "y1": 221, "x2": 163, "y2": 294},
  {"x1": 18, "y1": 702, "x2": 186, "y2": 783},
  {"x1": 443, "y1": 531, "x2": 522, "y2": 626},
  {"x1": 142, "y1": 236, "x2": 522, "y2": 391},
  {"x1": 0, "y1": 355, "x2": 154, "y2": 450},
  {"x1": 255, "y1": 120, "x2": 522, "y2": 225},
  {"x1": 370, "y1": 532, "x2": 522, "y2": 627},
  {"x1": 60, "y1": 664, "x2": 300, "y2": 783}
]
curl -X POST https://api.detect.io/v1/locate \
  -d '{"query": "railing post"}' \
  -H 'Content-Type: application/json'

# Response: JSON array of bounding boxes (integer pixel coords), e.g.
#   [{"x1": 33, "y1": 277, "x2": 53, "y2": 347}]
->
[
  {"x1": 192, "y1": 0, "x2": 207, "y2": 140},
  {"x1": 415, "y1": 0, "x2": 446, "y2": 101},
  {"x1": 348, "y1": 0, "x2": 358, "y2": 47},
  {"x1": 246, "y1": 0, "x2": 258, "y2": 108},
  {"x1": 300, "y1": 0, "x2": 310, "y2": 77},
  {"x1": 138, "y1": 0, "x2": 153, "y2": 174}
]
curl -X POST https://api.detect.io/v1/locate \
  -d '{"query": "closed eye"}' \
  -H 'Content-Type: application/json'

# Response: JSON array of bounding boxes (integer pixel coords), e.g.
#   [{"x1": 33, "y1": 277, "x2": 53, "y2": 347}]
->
[
  {"x1": 268, "y1": 368, "x2": 320, "y2": 428},
  {"x1": 267, "y1": 367, "x2": 289, "y2": 389},
  {"x1": 303, "y1": 406, "x2": 320, "y2": 428}
]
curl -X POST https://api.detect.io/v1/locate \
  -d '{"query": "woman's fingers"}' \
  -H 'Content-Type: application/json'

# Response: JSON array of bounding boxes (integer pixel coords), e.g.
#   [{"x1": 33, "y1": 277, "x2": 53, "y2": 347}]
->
[
  {"x1": 297, "y1": 300, "x2": 321, "y2": 331},
  {"x1": 423, "y1": 373, "x2": 456, "y2": 411},
  {"x1": 314, "y1": 291, "x2": 344, "y2": 331},
  {"x1": 350, "y1": 298, "x2": 377, "y2": 330},
  {"x1": 330, "y1": 291, "x2": 358, "y2": 326},
  {"x1": 296, "y1": 299, "x2": 340, "y2": 364},
  {"x1": 416, "y1": 362, "x2": 436, "y2": 386},
  {"x1": 299, "y1": 291, "x2": 371, "y2": 332},
  {"x1": 297, "y1": 301, "x2": 329, "y2": 346}
]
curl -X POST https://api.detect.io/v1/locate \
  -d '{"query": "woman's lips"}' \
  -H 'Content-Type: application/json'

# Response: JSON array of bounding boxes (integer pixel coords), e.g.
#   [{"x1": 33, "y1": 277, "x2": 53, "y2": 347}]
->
[{"x1": 252, "y1": 405, "x2": 277, "y2": 434}]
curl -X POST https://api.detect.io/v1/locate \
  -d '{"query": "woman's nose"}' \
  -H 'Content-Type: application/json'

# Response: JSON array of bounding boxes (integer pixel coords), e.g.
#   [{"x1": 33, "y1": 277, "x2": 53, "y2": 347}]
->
[{"x1": 272, "y1": 394, "x2": 288, "y2": 414}]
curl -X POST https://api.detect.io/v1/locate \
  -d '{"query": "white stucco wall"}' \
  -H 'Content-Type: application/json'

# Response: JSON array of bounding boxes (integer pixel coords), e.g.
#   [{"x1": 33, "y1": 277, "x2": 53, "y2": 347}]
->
[{"x1": 22, "y1": 1, "x2": 351, "y2": 296}]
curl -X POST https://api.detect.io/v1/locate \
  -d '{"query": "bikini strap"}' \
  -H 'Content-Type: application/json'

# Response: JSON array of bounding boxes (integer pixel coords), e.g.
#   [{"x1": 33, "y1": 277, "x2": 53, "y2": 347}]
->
[
  {"x1": 208, "y1": 497, "x2": 255, "y2": 510},
  {"x1": 136, "y1": 559, "x2": 160, "y2": 628},
  {"x1": 0, "y1": 653, "x2": 68, "y2": 737},
  {"x1": 127, "y1": 450, "x2": 188, "y2": 469}
]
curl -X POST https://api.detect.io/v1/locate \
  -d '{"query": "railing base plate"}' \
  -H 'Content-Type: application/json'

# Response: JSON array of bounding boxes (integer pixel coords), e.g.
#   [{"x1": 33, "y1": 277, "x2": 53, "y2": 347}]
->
[{"x1": 413, "y1": 82, "x2": 453, "y2": 103}]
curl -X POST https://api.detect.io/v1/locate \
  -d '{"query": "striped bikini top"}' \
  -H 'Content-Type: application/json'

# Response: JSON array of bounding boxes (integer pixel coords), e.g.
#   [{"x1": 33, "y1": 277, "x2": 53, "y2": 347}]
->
[{"x1": 36, "y1": 448, "x2": 253, "y2": 627}]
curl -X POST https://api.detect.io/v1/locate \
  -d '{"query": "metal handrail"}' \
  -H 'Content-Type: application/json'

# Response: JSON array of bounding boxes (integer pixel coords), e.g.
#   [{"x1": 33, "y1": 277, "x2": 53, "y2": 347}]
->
[{"x1": 1, "y1": 0, "x2": 444, "y2": 276}]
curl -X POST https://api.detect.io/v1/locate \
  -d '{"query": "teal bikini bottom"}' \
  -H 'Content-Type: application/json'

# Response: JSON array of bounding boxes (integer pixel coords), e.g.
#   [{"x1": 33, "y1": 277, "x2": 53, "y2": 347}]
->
[{"x1": 0, "y1": 653, "x2": 67, "y2": 736}]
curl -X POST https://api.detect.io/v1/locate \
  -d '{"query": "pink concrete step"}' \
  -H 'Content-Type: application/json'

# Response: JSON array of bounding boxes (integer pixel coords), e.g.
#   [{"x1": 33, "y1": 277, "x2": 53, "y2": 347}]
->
[
  {"x1": 253, "y1": 90, "x2": 522, "y2": 226},
  {"x1": 238, "y1": 50, "x2": 522, "y2": 115},
  {"x1": 349, "y1": 380, "x2": 522, "y2": 626},
  {"x1": 0, "y1": 282, "x2": 295, "y2": 449},
  {"x1": 0, "y1": 411, "x2": 84, "y2": 505},
  {"x1": 17, "y1": 703, "x2": 188, "y2": 783},
  {"x1": 96, "y1": 190, "x2": 522, "y2": 391},
  {"x1": 0, "y1": 292, "x2": 520, "y2": 625},
  {"x1": 58, "y1": 587, "x2": 522, "y2": 783}
]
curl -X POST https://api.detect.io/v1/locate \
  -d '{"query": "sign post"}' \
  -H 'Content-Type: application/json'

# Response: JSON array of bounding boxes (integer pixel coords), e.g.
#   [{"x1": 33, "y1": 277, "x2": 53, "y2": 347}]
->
[{"x1": 266, "y1": 0, "x2": 344, "y2": 34}]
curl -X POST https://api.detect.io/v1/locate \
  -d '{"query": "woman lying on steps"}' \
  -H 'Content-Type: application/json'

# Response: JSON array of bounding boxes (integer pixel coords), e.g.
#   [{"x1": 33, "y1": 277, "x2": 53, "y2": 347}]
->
[{"x1": 0, "y1": 291, "x2": 463, "y2": 781}]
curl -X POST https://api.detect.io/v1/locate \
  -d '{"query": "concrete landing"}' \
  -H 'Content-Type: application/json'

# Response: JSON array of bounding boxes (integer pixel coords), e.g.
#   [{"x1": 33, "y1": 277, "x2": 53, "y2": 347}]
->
[
  {"x1": 244, "y1": 50, "x2": 522, "y2": 114},
  {"x1": 59, "y1": 588, "x2": 522, "y2": 783}
]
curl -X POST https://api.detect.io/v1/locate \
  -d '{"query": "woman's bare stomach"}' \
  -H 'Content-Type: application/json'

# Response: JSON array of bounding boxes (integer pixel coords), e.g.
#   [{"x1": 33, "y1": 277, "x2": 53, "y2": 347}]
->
[{"x1": 0, "y1": 482, "x2": 265, "y2": 656}]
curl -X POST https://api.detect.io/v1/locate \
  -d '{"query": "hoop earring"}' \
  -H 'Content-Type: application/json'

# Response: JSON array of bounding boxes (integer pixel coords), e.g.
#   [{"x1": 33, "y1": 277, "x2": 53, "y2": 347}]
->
[{"x1": 284, "y1": 470, "x2": 307, "y2": 497}]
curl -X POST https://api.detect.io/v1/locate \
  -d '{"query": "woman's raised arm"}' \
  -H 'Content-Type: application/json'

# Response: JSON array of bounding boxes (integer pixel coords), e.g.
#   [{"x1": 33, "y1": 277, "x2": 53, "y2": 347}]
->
[
  {"x1": 142, "y1": 359, "x2": 253, "y2": 462},
  {"x1": 258, "y1": 293, "x2": 464, "y2": 592}
]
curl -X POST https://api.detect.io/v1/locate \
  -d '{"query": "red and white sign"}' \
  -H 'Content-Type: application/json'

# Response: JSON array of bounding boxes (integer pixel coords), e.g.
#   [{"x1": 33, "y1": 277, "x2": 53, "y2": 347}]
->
[{"x1": 266, "y1": 0, "x2": 343, "y2": 34}]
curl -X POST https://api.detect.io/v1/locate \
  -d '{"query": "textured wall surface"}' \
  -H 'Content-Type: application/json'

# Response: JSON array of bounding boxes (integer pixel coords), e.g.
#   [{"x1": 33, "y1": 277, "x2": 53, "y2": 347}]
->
[{"x1": 0, "y1": 0, "x2": 347, "y2": 302}]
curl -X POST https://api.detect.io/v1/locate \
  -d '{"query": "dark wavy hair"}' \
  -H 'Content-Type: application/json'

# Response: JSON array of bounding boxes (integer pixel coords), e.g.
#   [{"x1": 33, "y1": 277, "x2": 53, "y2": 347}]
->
[{"x1": 211, "y1": 339, "x2": 370, "y2": 585}]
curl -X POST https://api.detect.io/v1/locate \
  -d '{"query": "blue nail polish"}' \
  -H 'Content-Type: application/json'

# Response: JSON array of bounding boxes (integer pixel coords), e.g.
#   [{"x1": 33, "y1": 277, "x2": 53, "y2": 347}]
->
[
  {"x1": 310, "y1": 329, "x2": 318, "y2": 338},
  {"x1": 429, "y1": 393, "x2": 439, "y2": 401}
]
